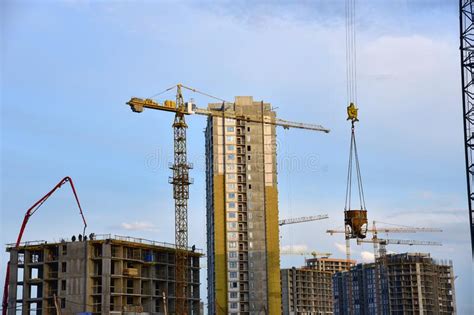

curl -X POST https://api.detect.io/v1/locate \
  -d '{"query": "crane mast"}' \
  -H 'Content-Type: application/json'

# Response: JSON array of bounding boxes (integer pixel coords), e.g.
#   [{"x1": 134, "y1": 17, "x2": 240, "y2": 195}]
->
[
  {"x1": 170, "y1": 85, "x2": 192, "y2": 315},
  {"x1": 460, "y1": 0, "x2": 474, "y2": 255}
]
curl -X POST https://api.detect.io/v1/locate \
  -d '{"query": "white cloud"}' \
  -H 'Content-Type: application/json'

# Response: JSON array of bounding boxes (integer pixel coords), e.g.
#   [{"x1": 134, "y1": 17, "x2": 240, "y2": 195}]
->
[
  {"x1": 360, "y1": 251, "x2": 374, "y2": 263},
  {"x1": 280, "y1": 244, "x2": 309, "y2": 253},
  {"x1": 120, "y1": 221, "x2": 157, "y2": 232},
  {"x1": 334, "y1": 242, "x2": 347, "y2": 254},
  {"x1": 385, "y1": 209, "x2": 465, "y2": 226}
]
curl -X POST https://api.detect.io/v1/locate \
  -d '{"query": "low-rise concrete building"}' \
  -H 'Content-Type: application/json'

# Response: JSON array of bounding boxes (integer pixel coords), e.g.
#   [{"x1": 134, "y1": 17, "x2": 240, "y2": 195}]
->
[{"x1": 5, "y1": 234, "x2": 202, "y2": 315}]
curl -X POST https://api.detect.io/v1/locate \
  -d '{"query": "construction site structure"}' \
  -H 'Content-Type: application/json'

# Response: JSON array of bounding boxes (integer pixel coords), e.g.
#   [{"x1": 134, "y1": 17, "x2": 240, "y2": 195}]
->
[
  {"x1": 280, "y1": 257, "x2": 355, "y2": 315},
  {"x1": 280, "y1": 267, "x2": 333, "y2": 315},
  {"x1": 459, "y1": 0, "x2": 474, "y2": 255},
  {"x1": 5, "y1": 235, "x2": 202, "y2": 315},
  {"x1": 333, "y1": 253, "x2": 456, "y2": 315},
  {"x1": 328, "y1": 220, "x2": 443, "y2": 313},
  {"x1": 327, "y1": 220, "x2": 443, "y2": 258},
  {"x1": 278, "y1": 214, "x2": 329, "y2": 226},
  {"x1": 127, "y1": 86, "x2": 330, "y2": 315},
  {"x1": 280, "y1": 250, "x2": 332, "y2": 258},
  {"x1": 357, "y1": 237, "x2": 442, "y2": 258},
  {"x1": 304, "y1": 257, "x2": 355, "y2": 274}
]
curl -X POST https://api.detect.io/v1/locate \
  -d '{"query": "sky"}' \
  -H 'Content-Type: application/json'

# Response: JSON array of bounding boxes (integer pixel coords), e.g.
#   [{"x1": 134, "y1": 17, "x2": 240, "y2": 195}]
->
[{"x1": 1, "y1": 0, "x2": 472, "y2": 313}]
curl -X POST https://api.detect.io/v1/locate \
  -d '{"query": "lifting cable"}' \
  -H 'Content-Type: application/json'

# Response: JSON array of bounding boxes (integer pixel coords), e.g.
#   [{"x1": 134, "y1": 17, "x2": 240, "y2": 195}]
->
[
  {"x1": 344, "y1": 0, "x2": 366, "y2": 212},
  {"x1": 148, "y1": 84, "x2": 229, "y2": 103}
]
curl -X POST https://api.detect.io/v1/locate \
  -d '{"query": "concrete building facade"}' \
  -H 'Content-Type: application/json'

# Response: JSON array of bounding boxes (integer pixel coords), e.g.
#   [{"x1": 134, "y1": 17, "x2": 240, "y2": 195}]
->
[
  {"x1": 305, "y1": 257, "x2": 355, "y2": 274},
  {"x1": 333, "y1": 253, "x2": 456, "y2": 315},
  {"x1": 281, "y1": 267, "x2": 333, "y2": 315},
  {"x1": 206, "y1": 96, "x2": 281, "y2": 315},
  {"x1": 280, "y1": 257, "x2": 355, "y2": 315},
  {"x1": 333, "y1": 262, "x2": 389, "y2": 315},
  {"x1": 6, "y1": 235, "x2": 202, "y2": 315}
]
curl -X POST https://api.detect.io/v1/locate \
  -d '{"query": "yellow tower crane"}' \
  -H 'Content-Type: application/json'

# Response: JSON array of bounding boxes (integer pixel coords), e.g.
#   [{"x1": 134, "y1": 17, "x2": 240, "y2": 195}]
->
[{"x1": 126, "y1": 84, "x2": 330, "y2": 314}]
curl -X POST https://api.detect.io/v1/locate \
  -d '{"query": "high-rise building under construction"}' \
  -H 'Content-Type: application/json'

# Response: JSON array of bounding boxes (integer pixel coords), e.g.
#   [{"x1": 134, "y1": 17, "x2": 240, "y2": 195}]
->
[{"x1": 205, "y1": 96, "x2": 281, "y2": 315}]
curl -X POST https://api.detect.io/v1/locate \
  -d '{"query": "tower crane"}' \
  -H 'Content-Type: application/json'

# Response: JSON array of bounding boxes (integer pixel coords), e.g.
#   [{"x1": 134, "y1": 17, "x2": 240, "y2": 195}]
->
[
  {"x1": 356, "y1": 237, "x2": 443, "y2": 258},
  {"x1": 280, "y1": 249, "x2": 332, "y2": 258},
  {"x1": 278, "y1": 214, "x2": 329, "y2": 226},
  {"x1": 326, "y1": 220, "x2": 443, "y2": 259},
  {"x1": 126, "y1": 83, "x2": 330, "y2": 314}
]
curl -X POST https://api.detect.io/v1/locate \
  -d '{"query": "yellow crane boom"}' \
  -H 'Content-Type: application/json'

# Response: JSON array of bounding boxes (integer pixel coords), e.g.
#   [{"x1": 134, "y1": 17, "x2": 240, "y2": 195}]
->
[{"x1": 127, "y1": 97, "x2": 330, "y2": 133}]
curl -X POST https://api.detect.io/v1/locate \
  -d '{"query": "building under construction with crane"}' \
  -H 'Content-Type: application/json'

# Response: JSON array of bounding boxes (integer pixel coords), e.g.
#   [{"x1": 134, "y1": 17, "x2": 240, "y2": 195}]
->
[
  {"x1": 333, "y1": 253, "x2": 456, "y2": 315},
  {"x1": 5, "y1": 235, "x2": 202, "y2": 315}
]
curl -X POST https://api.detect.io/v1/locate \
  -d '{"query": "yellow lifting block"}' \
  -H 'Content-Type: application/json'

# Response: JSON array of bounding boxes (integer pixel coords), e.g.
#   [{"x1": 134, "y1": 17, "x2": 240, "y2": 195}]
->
[{"x1": 347, "y1": 102, "x2": 359, "y2": 122}]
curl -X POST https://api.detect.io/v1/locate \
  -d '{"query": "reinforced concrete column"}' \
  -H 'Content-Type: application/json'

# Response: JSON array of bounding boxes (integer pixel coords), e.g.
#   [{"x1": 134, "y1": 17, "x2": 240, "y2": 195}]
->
[
  {"x1": 102, "y1": 243, "x2": 111, "y2": 313},
  {"x1": 7, "y1": 250, "x2": 18, "y2": 315}
]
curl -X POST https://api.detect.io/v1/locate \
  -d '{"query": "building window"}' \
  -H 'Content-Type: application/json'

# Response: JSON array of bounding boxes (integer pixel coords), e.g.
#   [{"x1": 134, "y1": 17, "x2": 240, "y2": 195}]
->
[
  {"x1": 62, "y1": 245, "x2": 67, "y2": 256},
  {"x1": 61, "y1": 280, "x2": 66, "y2": 291},
  {"x1": 61, "y1": 262, "x2": 67, "y2": 273},
  {"x1": 247, "y1": 145, "x2": 251, "y2": 151},
  {"x1": 229, "y1": 272, "x2": 237, "y2": 279},
  {"x1": 227, "y1": 127, "x2": 235, "y2": 132},
  {"x1": 228, "y1": 193, "x2": 235, "y2": 199},
  {"x1": 229, "y1": 282, "x2": 238, "y2": 288},
  {"x1": 229, "y1": 261, "x2": 237, "y2": 268},
  {"x1": 226, "y1": 136, "x2": 234, "y2": 142},
  {"x1": 230, "y1": 292, "x2": 238, "y2": 298},
  {"x1": 248, "y1": 184, "x2": 252, "y2": 189},
  {"x1": 227, "y1": 145, "x2": 235, "y2": 151},
  {"x1": 61, "y1": 298, "x2": 66, "y2": 309},
  {"x1": 227, "y1": 183, "x2": 235, "y2": 190},
  {"x1": 228, "y1": 212, "x2": 236, "y2": 219},
  {"x1": 247, "y1": 127, "x2": 250, "y2": 132},
  {"x1": 228, "y1": 242, "x2": 237, "y2": 249},
  {"x1": 228, "y1": 154, "x2": 235, "y2": 160},
  {"x1": 229, "y1": 252, "x2": 237, "y2": 258},
  {"x1": 247, "y1": 155, "x2": 251, "y2": 161},
  {"x1": 228, "y1": 202, "x2": 235, "y2": 208},
  {"x1": 228, "y1": 222, "x2": 237, "y2": 230},
  {"x1": 230, "y1": 302, "x2": 238, "y2": 309},
  {"x1": 227, "y1": 174, "x2": 235, "y2": 180}
]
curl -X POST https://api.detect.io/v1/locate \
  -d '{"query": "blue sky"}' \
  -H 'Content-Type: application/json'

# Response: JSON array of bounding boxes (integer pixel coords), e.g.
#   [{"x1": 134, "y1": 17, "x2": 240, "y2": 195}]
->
[{"x1": 1, "y1": 0, "x2": 471, "y2": 313}]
